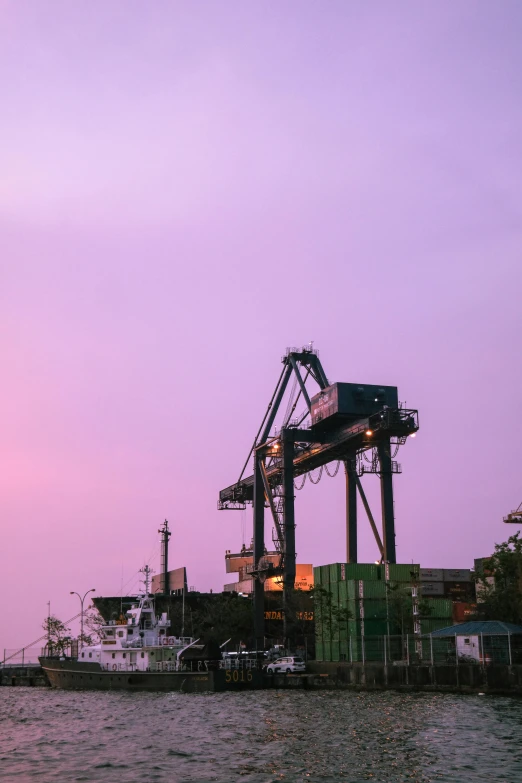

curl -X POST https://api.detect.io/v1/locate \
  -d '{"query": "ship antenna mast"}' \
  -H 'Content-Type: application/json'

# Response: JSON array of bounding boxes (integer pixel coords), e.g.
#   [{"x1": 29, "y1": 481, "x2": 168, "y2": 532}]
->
[{"x1": 139, "y1": 564, "x2": 154, "y2": 595}]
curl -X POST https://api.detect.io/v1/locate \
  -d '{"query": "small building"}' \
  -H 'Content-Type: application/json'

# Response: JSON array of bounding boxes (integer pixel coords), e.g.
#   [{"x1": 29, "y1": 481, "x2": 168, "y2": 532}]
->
[{"x1": 429, "y1": 620, "x2": 522, "y2": 665}]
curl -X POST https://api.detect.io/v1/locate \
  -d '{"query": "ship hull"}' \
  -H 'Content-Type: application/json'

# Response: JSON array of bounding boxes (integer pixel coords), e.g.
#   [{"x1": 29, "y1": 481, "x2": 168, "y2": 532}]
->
[{"x1": 39, "y1": 658, "x2": 264, "y2": 692}]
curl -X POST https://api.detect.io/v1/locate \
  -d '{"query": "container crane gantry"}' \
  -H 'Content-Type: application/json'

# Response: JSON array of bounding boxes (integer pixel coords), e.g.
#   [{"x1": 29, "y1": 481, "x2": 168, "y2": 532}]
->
[{"x1": 218, "y1": 346, "x2": 419, "y2": 642}]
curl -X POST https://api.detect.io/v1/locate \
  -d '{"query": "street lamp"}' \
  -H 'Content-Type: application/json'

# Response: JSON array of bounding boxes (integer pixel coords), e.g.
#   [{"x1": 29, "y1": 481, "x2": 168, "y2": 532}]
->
[{"x1": 70, "y1": 589, "x2": 96, "y2": 650}]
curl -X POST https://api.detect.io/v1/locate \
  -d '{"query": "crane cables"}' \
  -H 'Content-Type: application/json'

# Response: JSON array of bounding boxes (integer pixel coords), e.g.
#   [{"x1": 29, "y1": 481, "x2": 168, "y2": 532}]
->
[
  {"x1": 325, "y1": 460, "x2": 341, "y2": 477},
  {"x1": 294, "y1": 474, "x2": 307, "y2": 490},
  {"x1": 294, "y1": 459, "x2": 341, "y2": 488}
]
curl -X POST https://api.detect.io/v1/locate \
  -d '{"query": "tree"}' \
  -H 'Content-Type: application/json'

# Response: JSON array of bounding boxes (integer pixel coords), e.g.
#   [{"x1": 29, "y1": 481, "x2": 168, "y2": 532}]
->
[
  {"x1": 311, "y1": 585, "x2": 353, "y2": 639},
  {"x1": 82, "y1": 607, "x2": 105, "y2": 646},
  {"x1": 386, "y1": 583, "x2": 416, "y2": 635},
  {"x1": 42, "y1": 615, "x2": 71, "y2": 656},
  {"x1": 475, "y1": 533, "x2": 522, "y2": 624}
]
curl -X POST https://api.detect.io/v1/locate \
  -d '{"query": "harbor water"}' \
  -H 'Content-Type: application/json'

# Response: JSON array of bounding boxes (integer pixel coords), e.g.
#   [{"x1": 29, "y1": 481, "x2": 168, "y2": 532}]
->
[{"x1": 1, "y1": 688, "x2": 521, "y2": 782}]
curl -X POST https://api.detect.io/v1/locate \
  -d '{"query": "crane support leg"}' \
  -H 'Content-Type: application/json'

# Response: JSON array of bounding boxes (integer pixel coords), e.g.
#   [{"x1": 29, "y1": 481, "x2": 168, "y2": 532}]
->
[
  {"x1": 354, "y1": 473, "x2": 385, "y2": 558},
  {"x1": 345, "y1": 461, "x2": 358, "y2": 563},
  {"x1": 282, "y1": 433, "x2": 296, "y2": 642},
  {"x1": 253, "y1": 453, "x2": 265, "y2": 645},
  {"x1": 378, "y1": 439, "x2": 396, "y2": 563}
]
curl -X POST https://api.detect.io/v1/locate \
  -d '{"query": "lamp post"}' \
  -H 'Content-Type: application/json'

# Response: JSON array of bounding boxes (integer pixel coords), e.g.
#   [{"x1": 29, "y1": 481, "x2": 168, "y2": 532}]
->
[{"x1": 70, "y1": 589, "x2": 96, "y2": 650}]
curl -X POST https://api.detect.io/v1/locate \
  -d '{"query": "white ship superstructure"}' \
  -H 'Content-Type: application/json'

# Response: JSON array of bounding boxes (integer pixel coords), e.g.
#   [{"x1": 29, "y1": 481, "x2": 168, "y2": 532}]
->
[{"x1": 80, "y1": 595, "x2": 196, "y2": 673}]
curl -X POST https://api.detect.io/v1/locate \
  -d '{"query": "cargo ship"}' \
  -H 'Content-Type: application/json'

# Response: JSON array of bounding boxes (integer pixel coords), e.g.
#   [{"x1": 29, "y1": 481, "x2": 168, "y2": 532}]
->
[{"x1": 39, "y1": 593, "x2": 263, "y2": 692}]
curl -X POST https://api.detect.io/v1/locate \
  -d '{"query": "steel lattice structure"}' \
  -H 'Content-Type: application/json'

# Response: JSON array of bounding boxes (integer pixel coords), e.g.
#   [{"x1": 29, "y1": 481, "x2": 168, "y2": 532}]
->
[{"x1": 218, "y1": 346, "x2": 419, "y2": 641}]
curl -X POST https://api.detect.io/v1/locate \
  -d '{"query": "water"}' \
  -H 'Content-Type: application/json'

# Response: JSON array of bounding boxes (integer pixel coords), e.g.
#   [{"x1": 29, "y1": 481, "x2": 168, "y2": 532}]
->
[{"x1": 1, "y1": 688, "x2": 521, "y2": 783}]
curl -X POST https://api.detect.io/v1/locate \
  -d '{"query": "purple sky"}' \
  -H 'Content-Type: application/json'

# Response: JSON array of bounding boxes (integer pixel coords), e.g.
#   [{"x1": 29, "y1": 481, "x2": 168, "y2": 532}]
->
[{"x1": 1, "y1": 1, "x2": 521, "y2": 648}]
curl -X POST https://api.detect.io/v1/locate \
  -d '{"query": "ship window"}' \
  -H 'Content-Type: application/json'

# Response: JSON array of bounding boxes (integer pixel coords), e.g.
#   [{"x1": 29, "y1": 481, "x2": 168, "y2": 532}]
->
[
  {"x1": 128, "y1": 629, "x2": 133, "y2": 635},
  {"x1": 106, "y1": 629, "x2": 114, "y2": 636},
  {"x1": 123, "y1": 653, "x2": 126, "y2": 659},
  {"x1": 112, "y1": 653, "x2": 116, "y2": 659},
  {"x1": 118, "y1": 631, "x2": 124, "y2": 637},
  {"x1": 89, "y1": 653, "x2": 92, "y2": 658},
  {"x1": 141, "y1": 652, "x2": 144, "y2": 658}
]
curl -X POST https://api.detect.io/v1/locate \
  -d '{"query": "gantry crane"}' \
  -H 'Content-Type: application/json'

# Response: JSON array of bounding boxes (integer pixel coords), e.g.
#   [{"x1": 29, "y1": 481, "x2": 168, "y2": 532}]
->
[
  {"x1": 504, "y1": 502, "x2": 522, "y2": 524},
  {"x1": 218, "y1": 346, "x2": 419, "y2": 642}
]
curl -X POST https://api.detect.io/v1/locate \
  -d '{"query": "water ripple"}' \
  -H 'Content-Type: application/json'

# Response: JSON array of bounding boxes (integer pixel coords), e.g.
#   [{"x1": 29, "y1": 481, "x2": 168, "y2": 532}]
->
[{"x1": 0, "y1": 688, "x2": 521, "y2": 782}]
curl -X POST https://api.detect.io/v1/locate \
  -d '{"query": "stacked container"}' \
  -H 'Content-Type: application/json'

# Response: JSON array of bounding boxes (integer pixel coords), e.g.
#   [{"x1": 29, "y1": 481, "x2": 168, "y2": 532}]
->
[
  {"x1": 419, "y1": 567, "x2": 475, "y2": 605},
  {"x1": 314, "y1": 562, "x2": 420, "y2": 662}
]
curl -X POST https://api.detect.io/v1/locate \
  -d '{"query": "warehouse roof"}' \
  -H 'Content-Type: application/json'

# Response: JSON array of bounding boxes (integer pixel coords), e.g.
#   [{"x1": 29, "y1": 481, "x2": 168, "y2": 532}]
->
[{"x1": 429, "y1": 621, "x2": 522, "y2": 637}]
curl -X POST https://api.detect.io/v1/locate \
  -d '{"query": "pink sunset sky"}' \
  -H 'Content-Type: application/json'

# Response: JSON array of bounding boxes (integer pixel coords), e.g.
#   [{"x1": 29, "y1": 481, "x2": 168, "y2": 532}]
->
[{"x1": 1, "y1": 1, "x2": 521, "y2": 649}]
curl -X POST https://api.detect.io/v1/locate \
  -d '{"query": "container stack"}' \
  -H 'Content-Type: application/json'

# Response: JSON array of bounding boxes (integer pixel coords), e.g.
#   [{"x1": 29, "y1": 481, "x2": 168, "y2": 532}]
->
[
  {"x1": 419, "y1": 568, "x2": 474, "y2": 614},
  {"x1": 314, "y1": 562, "x2": 420, "y2": 662}
]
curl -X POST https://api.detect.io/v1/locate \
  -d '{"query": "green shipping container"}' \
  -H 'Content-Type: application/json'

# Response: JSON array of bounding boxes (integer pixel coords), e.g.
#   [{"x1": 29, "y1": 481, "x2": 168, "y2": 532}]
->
[
  {"x1": 345, "y1": 618, "x2": 388, "y2": 637},
  {"x1": 323, "y1": 641, "x2": 332, "y2": 661},
  {"x1": 360, "y1": 599, "x2": 389, "y2": 620},
  {"x1": 331, "y1": 641, "x2": 340, "y2": 662},
  {"x1": 422, "y1": 598, "x2": 452, "y2": 618},
  {"x1": 315, "y1": 641, "x2": 324, "y2": 661},
  {"x1": 384, "y1": 563, "x2": 420, "y2": 582},
  {"x1": 360, "y1": 580, "x2": 388, "y2": 599},
  {"x1": 329, "y1": 582, "x2": 339, "y2": 602},
  {"x1": 339, "y1": 581, "x2": 358, "y2": 601},
  {"x1": 363, "y1": 619, "x2": 388, "y2": 636},
  {"x1": 320, "y1": 565, "x2": 330, "y2": 585},
  {"x1": 344, "y1": 563, "x2": 380, "y2": 581},
  {"x1": 326, "y1": 563, "x2": 381, "y2": 582},
  {"x1": 313, "y1": 566, "x2": 322, "y2": 586}
]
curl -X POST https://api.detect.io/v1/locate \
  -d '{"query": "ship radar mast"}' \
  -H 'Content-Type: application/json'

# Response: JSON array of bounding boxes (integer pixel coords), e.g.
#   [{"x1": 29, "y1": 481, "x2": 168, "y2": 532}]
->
[{"x1": 139, "y1": 564, "x2": 154, "y2": 595}]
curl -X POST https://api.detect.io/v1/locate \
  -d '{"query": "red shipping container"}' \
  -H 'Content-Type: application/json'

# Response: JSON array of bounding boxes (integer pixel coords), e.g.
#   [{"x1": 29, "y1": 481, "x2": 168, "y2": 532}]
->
[{"x1": 452, "y1": 602, "x2": 477, "y2": 623}]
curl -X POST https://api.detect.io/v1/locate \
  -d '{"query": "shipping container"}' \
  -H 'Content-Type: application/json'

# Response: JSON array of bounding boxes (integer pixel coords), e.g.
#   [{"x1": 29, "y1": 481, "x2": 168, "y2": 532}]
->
[
  {"x1": 419, "y1": 568, "x2": 444, "y2": 582},
  {"x1": 315, "y1": 641, "x2": 324, "y2": 661},
  {"x1": 362, "y1": 619, "x2": 388, "y2": 636},
  {"x1": 419, "y1": 582, "x2": 445, "y2": 596},
  {"x1": 329, "y1": 581, "x2": 339, "y2": 602},
  {"x1": 443, "y1": 569, "x2": 471, "y2": 582},
  {"x1": 358, "y1": 580, "x2": 388, "y2": 599},
  {"x1": 358, "y1": 599, "x2": 389, "y2": 620},
  {"x1": 327, "y1": 563, "x2": 380, "y2": 582},
  {"x1": 323, "y1": 641, "x2": 332, "y2": 661},
  {"x1": 344, "y1": 619, "x2": 388, "y2": 637},
  {"x1": 339, "y1": 580, "x2": 357, "y2": 601},
  {"x1": 313, "y1": 566, "x2": 321, "y2": 585},
  {"x1": 422, "y1": 597, "x2": 452, "y2": 618},
  {"x1": 452, "y1": 602, "x2": 477, "y2": 623},
  {"x1": 384, "y1": 563, "x2": 420, "y2": 582},
  {"x1": 331, "y1": 641, "x2": 340, "y2": 662},
  {"x1": 443, "y1": 581, "x2": 475, "y2": 600},
  {"x1": 320, "y1": 565, "x2": 330, "y2": 585}
]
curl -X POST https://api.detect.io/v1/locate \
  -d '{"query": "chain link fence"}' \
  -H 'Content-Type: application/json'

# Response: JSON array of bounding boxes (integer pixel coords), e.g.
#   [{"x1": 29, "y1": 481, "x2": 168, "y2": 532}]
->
[{"x1": 318, "y1": 633, "x2": 522, "y2": 665}]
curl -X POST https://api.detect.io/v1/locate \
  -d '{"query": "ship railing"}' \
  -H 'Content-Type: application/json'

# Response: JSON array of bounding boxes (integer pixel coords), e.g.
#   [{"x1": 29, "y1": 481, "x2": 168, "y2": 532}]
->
[
  {"x1": 151, "y1": 661, "x2": 183, "y2": 673},
  {"x1": 220, "y1": 657, "x2": 261, "y2": 671}
]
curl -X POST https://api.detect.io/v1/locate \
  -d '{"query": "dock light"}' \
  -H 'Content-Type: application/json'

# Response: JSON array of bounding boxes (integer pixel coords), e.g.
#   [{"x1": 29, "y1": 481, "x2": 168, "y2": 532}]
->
[
  {"x1": 365, "y1": 429, "x2": 373, "y2": 436},
  {"x1": 410, "y1": 433, "x2": 416, "y2": 438}
]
